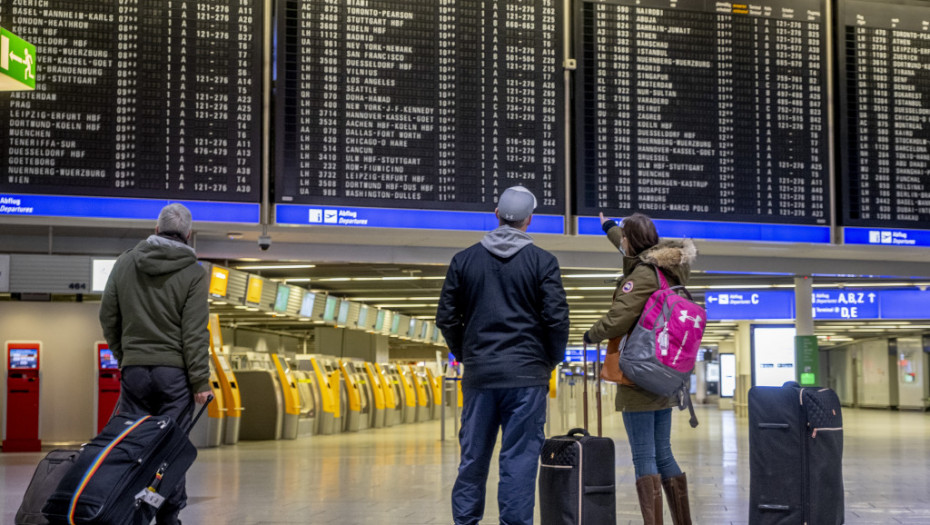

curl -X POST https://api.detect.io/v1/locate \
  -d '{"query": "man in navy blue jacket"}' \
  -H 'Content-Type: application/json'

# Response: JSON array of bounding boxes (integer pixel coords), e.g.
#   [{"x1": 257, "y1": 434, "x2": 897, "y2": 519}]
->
[{"x1": 437, "y1": 186, "x2": 570, "y2": 525}]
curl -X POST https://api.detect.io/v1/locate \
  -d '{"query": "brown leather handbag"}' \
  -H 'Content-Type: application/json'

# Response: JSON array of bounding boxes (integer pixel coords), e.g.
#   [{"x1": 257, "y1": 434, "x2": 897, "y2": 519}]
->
[{"x1": 600, "y1": 336, "x2": 635, "y2": 386}]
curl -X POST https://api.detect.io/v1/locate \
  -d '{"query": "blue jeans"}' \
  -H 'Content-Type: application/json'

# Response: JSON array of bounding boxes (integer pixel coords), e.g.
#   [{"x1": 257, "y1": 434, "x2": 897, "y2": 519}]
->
[
  {"x1": 452, "y1": 386, "x2": 548, "y2": 525},
  {"x1": 622, "y1": 408, "x2": 682, "y2": 480}
]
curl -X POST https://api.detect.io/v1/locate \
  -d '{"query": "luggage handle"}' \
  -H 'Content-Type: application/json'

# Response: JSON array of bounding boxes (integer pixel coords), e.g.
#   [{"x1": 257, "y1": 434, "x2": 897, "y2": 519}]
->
[
  {"x1": 566, "y1": 427, "x2": 590, "y2": 437},
  {"x1": 757, "y1": 422, "x2": 790, "y2": 430},
  {"x1": 582, "y1": 342, "x2": 604, "y2": 436},
  {"x1": 185, "y1": 394, "x2": 214, "y2": 435}
]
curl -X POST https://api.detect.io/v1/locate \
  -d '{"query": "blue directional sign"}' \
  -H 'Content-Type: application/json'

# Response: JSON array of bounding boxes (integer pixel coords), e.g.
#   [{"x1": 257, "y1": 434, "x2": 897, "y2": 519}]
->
[
  {"x1": 277, "y1": 204, "x2": 565, "y2": 234},
  {"x1": 879, "y1": 290, "x2": 930, "y2": 320},
  {"x1": 704, "y1": 290, "x2": 795, "y2": 320},
  {"x1": 811, "y1": 290, "x2": 880, "y2": 320},
  {"x1": 578, "y1": 216, "x2": 830, "y2": 243},
  {"x1": 706, "y1": 288, "x2": 930, "y2": 321},
  {"x1": 844, "y1": 227, "x2": 930, "y2": 248},
  {"x1": 0, "y1": 193, "x2": 259, "y2": 224}
]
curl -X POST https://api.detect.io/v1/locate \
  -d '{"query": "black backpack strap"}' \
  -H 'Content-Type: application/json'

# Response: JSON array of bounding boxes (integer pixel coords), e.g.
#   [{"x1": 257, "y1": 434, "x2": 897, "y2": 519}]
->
[{"x1": 679, "y1": 388, "x2": 699, "y2": 428}]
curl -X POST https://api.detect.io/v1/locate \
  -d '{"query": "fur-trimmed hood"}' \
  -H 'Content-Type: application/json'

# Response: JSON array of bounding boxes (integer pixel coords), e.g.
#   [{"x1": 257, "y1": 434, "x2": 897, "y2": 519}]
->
[{"x1": 622, "y1": 238, "x2": 697, "y2": 285}]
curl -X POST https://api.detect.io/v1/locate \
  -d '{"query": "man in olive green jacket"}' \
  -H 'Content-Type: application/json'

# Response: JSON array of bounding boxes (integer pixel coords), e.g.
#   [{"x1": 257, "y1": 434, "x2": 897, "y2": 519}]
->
[{"x1": 99, "y1": 203, "x2": 211, "y2": 525}]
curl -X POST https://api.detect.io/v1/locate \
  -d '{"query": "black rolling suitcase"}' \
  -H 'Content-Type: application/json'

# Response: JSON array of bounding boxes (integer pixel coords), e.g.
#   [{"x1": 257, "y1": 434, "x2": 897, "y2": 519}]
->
[
  {"x1": 42, "y1": 397, "x2": 212, "y2": 525},
  {"x1": 539, "y1": 343, "x2": 616, "y2": 525},
  {"x1": 15, "y1": 449, "x2": 81, "y2": 525},
  {"x1": 749, "y1": 383, "x2": 844, "y2": 525}
]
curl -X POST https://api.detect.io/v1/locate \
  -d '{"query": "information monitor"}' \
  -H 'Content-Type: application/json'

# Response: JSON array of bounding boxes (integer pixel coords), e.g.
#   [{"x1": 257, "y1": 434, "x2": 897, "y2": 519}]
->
[
  {"x1": 274, "y1": 0, "x2": 565, "y2": 232},
  {"x1": 575, "y1": 0, "x2": 829, "y2": 230},
  {"x1": 0, "y1": 1, "x2": 263, "y2": 219},
  {"x1": 837, "y1": 0, "x2": 930, "y2": 231}
]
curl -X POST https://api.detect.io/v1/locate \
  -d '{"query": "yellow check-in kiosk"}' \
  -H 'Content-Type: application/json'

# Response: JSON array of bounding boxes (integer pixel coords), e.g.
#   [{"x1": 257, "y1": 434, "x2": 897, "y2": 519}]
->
[
  {"x1": 375, "y1": 363, "x2": 401, "y2": 427},
  {"x1": 425, "y1": 368, "x2": 444, "y2": 419},
  {"x1": 310, "y1": 356, "x2": 340, "y2": 434},
  {"x1": 409, "y1": 365, "x2": 431, "y2": 422},
  {"x1": 338, "y1": 360, "x2": 369, "y2": 432},
  {"x1": 364, "y1": 363, "x2": 386, "y2": 428},
  {"x1": 190, "y1": 362, "x2": 225, "y2": 448},
  {"x1": 395, "y1": 364, "x2": 417, "y2": 424},
  {"x1": 272, "y1": 354, "x2": 301, "y2": 440},
  {"x1": 291, "y1": 368, "x2": 319, "y2": 437},
  {"x1": 207, "y1": 315, "x2": 242, "y2": 445}
]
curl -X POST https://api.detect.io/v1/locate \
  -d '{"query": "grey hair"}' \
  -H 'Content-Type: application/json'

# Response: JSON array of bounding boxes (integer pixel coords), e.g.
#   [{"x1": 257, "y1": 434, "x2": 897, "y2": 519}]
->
[
  {"x1": 157, "y1": 203, "x2": 193, "y2": 237},
  {"x1": 499, "y1": 216, "x2": 530, "y2": 229}
]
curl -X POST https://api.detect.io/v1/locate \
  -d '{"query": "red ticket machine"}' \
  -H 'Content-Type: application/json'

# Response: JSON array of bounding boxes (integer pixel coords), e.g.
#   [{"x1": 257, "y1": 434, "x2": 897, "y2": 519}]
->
[
  {"x1": 3, "y1": 341, "x2": 41, "y2": 452},
  {"x1": 96, "y1": 342, "x2": 121, "y2": 434}
]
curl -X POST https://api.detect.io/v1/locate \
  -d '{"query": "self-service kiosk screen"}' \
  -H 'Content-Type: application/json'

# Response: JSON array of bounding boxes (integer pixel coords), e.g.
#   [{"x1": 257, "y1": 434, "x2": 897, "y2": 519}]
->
[
  {"x1": 274, "y1": 285, "x2": 291, "y2": 313},
  {"x1": 337, "y1": 301, "x2": 349, "y2": 324},
  {"x1": 299, "y1": 292, "x2": 316, "y2": 317},
  {"x1": 357, "y1": 306, "x2": 369, "y2": 328},
  {"x1": 9, "y1": 348, "x2": 38, "y2": 369},
  {"x1": 374, "y1": 310, "x2": 386, "y2": 331},
  {"x1": 99, "y1": 348, "x2": 119, "y2": 370},
  {"x1": 323, "y1": 296, "x2": 339, "y2": 322}
]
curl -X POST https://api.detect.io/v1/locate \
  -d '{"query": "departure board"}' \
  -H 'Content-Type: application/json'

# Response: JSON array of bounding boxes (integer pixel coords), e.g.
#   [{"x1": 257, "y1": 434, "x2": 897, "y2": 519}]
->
[
  {"x1": 0, "y1": 1, "x2": 262, "y2": 203},
  {"x1": 575, "y1": 0, "x2": 829, "y2": 226},
  {"x1": 275, "y1": 0, "x2": 564, "y2": 215},
  {"x1": 839, "y1": 0, "x2": 930, "y2": 229}
]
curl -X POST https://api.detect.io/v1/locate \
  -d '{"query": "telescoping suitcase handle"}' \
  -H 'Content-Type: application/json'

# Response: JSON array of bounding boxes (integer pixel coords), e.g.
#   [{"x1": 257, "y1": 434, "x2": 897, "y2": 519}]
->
[
  {"x1": 185, "y1": 394, "x2": 214, "y2": 435},
  {"x1": 582, "y1": 342, "x2": 603, "y2": 437}
]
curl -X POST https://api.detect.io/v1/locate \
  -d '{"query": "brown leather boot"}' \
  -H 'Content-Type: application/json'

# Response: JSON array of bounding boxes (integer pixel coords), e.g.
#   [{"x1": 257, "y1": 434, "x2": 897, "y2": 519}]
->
[
  {"x1": 661, "y1": 473, "x2": 692, "y2": 525},
  {"x1": 635, "y1": 474, "x2": 663, "y2": 525}
]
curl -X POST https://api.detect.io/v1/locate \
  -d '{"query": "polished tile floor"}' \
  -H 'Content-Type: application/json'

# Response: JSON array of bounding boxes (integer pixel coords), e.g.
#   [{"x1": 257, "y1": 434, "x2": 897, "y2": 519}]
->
[{"x1": 3, "y1": 404, "x2": 929, "y2": 524}]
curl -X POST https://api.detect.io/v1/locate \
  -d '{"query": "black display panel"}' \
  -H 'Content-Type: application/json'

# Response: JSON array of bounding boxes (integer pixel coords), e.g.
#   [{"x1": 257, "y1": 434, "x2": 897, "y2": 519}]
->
[
  {"x1": 575, "y1": 0, "x2": 829, "y2": 225},
  {"x1": 275, "y1": 0, "x2": 564, "y2": 214},
  {"x1": 0, "y1": 1, "x2": 262, "y2": 202},
  {"x1": 838, "y1": 0, "x2": 930, "y2": 229}
]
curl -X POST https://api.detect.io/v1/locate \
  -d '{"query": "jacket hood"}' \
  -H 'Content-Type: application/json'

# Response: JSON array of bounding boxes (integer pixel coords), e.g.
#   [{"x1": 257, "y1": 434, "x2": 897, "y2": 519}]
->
[
  {"x1": 480, "y1": 226, "x2": 534, "y2": 258},
  {"x1": 133, "y1": 235, "x2": 198, "y2": 276},
  {"x1": 623, "y1": 238, "x2": 697, "y2": 284}
]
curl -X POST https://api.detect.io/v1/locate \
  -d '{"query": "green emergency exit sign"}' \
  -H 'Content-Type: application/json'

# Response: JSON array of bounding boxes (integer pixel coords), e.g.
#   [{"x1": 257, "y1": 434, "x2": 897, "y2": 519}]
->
[{"x1": 0, "y1": 28, "x2": 36, "y2": 91}]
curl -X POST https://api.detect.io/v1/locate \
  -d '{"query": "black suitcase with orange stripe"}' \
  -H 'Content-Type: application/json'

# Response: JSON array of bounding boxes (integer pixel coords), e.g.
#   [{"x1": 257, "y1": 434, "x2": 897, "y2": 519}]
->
[{"x1": 42, "y1": 398, "x2": 211, "y2": 525}]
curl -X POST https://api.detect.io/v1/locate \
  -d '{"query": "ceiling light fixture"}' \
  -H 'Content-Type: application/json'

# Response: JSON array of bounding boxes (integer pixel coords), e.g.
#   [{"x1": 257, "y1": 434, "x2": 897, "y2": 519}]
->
[{"x1": 235, "y1": 264, "x2": 317, "y2": 270}]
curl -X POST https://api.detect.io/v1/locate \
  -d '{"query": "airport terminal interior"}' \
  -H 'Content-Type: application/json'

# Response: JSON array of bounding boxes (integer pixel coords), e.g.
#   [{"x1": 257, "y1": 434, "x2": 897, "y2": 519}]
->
[{"x1": 2, "y1": 0, "x2": 930, "y2": 523}]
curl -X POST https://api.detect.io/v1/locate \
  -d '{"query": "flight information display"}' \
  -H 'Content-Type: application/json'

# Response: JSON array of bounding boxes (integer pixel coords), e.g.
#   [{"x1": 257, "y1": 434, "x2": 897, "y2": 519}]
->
[
  {"x1": 0, "y1": 1, "x2": 262, "y2": 203},
  {"x1": 838, "y1": 0, "x2": 930, "y2": 230},
  {"x1": 275, "y1": 0, "x2": 564, "y2": 216},
  {"x1": 575, "y1": 0, "x2": 829, "y2": 226}
]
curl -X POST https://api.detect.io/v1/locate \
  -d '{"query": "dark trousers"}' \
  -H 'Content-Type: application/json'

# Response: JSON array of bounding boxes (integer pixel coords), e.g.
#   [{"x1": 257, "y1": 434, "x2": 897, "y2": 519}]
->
[
  {"x1": 452, "y1": 386, "x2": 548, "y2": 525},
  {"x1": 118, "y1": 366, "x2": 193, "y2": 525}
]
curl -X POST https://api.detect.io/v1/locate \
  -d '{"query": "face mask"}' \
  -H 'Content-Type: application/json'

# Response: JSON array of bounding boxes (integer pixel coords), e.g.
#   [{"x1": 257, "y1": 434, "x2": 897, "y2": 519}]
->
[{"x1": 617, "y1": 245, "x2": 626, "y2": 257}]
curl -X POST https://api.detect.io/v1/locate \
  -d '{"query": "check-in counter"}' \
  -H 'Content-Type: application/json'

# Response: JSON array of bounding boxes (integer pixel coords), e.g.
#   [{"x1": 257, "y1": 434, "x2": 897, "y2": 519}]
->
[
  {"x1": 229, "y1": 349, "x2": 284, "y2": 441},
  {"x1": 375, "y1": 363, "x2": 401, "y2": 427},
  {"x1": 310, "y1": 356, "x2": 341, "y2": 434},
  {"x1": 339, "y1": 360, "x2": 370, "y2": 432},
  {"x1": 394, "y1": 364, "x2": 417, "y2": 424},
  {"x1": 425, "y1": 368, "x2": 443, "y2": 420},
  {"x1": 364, "y1": 363, "x2": 386, "y2": 428},
  {"x1": 207, "y1": 316, "x2": 242, "y2": 445},
  {"x1": 234, "y1": 369, "x2": 283, "y2": 440},
  {"x1": 292, "y1": 370, "x2": 318, "y2": 436},
  {"x1": 190, "y1": 363, "x2": 225, "y2": 448},
  {"x1": 408, "y1": 365, "x2": 431, "y2": 422},
  {"x1": 272, "y1": 354, "x2": 301, "y2": 439}
]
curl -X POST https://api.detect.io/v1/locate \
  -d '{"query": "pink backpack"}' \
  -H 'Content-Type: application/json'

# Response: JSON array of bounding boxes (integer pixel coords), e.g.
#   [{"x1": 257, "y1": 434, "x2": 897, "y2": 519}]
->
[{"x1": 618, "y1": 266, "x2": 704, "y2": 427}]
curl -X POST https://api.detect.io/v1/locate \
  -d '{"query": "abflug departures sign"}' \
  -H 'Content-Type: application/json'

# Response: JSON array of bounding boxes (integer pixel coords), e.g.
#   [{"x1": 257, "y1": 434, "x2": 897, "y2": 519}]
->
[
  {"x1": 0, "y1": 1, "x2": 263, "y2": 209},
  {"x1": 575, "y1": 0, "x2": 829, "y2": 226},
  {"x1": 837, "y1": 0, "x2": 930, "y2": 230},
  {"x1": 274, "y1": 0, "x2": 564, "y2": 225}
]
